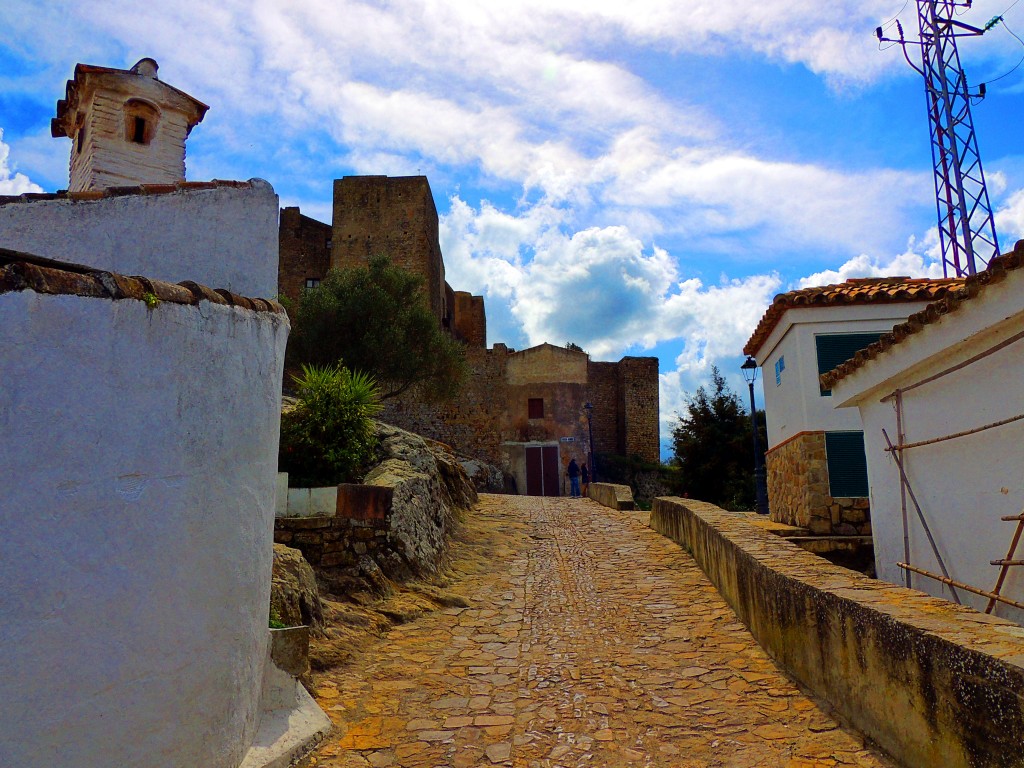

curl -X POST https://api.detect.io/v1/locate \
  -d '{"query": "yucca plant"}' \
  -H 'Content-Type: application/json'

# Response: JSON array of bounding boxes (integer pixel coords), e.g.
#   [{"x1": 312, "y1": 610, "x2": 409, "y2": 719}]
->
[{"x1": 279, "y1": 363, "x2": 383, "y2": 486}]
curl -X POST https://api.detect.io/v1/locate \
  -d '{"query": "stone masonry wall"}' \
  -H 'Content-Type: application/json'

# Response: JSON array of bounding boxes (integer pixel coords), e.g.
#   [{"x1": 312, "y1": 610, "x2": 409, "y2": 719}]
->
[
  {"x1": 587, "y1": 361, "x2": 620, "y2": 455},
  {"x1": 617, "y1": 356, "x2": 660, "y2": 463},
  {"x1": 278, "y1": 206, "x2": 332, "y2": 306},
  {"x1": 274, "y1": 485, "x2": 390, "y2": 574},
  {"x1": 331, "y1": 176, "x2": 446, "y2": 323},
  {"x1": 452, "y1": 291, "x2": 486, "y2": 347},
  {"x1": 766, "y1": 431, "x2": 870, "y2": 535}
]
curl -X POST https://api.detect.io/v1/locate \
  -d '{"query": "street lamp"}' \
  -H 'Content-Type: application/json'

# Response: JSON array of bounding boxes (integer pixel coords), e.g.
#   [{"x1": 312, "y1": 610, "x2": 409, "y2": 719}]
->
[
  {"x1": 584, "y1": 402, "x2": 597, "y2": 483},
  {"x1": 741, "y1": 356, "x2": 770, "y2": 515}
]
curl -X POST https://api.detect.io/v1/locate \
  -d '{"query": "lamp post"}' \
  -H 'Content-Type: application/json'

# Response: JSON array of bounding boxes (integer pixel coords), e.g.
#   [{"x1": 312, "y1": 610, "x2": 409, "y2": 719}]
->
[
  {"x1": 584, "y1": 402, "x2": 597, "y2": 483},
  {"x1": 741, "y1": 356, "x2": 769, "y2": 515}
]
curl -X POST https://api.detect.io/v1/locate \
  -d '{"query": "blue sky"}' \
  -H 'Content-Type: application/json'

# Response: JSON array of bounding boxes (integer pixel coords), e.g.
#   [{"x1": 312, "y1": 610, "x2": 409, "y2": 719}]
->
[{"x1": 4, "y1": 1, "x2": 1024, "y2": 460}]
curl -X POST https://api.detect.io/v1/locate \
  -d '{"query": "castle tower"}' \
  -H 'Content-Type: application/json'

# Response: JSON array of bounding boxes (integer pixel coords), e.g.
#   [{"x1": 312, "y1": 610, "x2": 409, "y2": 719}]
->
[
  {"x1": 332, "y1": 176, "x2": 448, "y2": 323},
  {"x1": 51, "y1": 58, "x2": 209, "y2": 192}
]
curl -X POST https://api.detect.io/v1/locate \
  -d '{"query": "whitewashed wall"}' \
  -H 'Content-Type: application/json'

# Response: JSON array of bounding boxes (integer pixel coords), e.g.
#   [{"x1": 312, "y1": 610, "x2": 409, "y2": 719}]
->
[
  {"x1": 755, "y1": 304, "x2": 935, "y2": 448},
  {"x1": 833, "y1": 272, "x2": 1024, "y2": 622},
  {"x1": 0, "y1": 180, "x2": 278, "y2": 298},
  {"x1": 0, "y1": 290, "x2": 289, "y2": 767}
]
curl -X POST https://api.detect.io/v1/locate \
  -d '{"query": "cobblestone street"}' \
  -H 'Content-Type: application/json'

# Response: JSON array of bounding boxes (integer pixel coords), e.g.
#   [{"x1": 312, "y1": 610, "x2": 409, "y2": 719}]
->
[{"x1": 303, "y1": 495, "x2": 895, "y2": 768}]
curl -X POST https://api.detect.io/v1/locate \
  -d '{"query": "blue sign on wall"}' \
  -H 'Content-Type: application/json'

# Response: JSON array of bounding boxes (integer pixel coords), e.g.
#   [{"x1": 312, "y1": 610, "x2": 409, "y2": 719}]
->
[{"x1": 774, "y1": 356, "x2": 785, "y2": 386}]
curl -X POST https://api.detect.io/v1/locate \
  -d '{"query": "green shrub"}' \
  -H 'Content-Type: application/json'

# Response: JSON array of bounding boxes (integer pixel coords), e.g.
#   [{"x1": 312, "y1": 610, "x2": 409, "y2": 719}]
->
[{"x1": 279, "y1": 364, "x2": 383, "y2": 487}]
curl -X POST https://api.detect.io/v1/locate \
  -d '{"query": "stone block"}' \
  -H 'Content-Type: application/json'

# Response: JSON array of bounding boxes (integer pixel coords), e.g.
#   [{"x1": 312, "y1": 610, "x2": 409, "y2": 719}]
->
[
  {"x1": 808, "y1": 518, "x2": 833, "y2": 535},
  {"x1": 285, "y1": 486, "x2": 338, "y2": 518},
  {"x1": 275, "y1": 472, "x2": 289, "y2": 517},
  {"x1": 275, "y1": 517, "x2": 333, "y2": 530},
  {"x1": 843, "y1": 507, "x2": 867, "y2": 524},
  {"x1": 337, "y1": 483, "x2": 393, "y2": 522},
  {"x1": 320, "y1": 551, "x2": 356, "y2": 568}
]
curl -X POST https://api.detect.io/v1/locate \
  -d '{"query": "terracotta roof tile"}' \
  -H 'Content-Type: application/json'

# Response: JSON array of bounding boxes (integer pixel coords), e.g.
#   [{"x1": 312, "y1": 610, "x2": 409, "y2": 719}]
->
[
  {"x1": 0, "y1": 248, "x2": 285, "y2": 315},
  {"x1": 0, "y1": 179, "x2": 261, "y2": 207},
  {"x1": 743, "y1": 275, "x2": 967, "y2": 357},
  {"x1": 820, "y1": 241, "x2": 1024, "y2": 390}
]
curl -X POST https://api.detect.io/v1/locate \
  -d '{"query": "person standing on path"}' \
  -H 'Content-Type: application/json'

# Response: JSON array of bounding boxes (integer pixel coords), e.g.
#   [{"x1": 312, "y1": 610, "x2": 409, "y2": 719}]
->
[
  {"x1": 567, "y1": 458, "x2": 581, "y2": 498},
  {"x1": 580, "y1": 461, "x2": 589, "y2": 498}
]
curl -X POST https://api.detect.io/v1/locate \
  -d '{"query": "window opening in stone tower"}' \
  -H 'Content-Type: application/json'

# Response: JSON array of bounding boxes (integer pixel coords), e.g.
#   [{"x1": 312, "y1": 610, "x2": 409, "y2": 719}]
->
[
  {"x1": 132, "y1": 116, "x2": 147, "y2": 144},
  {"x1": 528, "y1": 398, "x2": 544, "y2": 419}
]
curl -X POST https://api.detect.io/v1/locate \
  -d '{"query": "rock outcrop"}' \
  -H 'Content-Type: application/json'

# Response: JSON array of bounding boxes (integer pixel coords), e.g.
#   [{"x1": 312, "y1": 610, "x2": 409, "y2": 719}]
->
[
  {"x1": 271, "y1": 543, "x2": 325, "y2": 633},
  {"x1": 364, "y1": 423, "x2": 478, "y2": 579},
  {"x1": 459, "y1": 458, "x2": 509, "y2": 493}
]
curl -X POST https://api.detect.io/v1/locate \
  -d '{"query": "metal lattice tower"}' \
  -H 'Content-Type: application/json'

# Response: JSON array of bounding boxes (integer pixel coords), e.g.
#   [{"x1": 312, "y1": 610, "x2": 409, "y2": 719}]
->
[
  {"x1": 881, "y1": 1, "x2": 1001, "y2": 277},
  {"x1": 918, "y1": 1, "x2": 1000, "y2": 276}
]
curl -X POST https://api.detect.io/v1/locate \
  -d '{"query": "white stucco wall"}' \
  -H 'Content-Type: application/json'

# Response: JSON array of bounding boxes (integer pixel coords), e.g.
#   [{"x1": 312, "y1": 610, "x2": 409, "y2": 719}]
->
[
  {"x1": 754, "y1": 303, "x2": 936, "y2": 448},
  {"x1": 0, "y1": 180, "x2": 278, "y2": 298},
  {"x1": 833, "y1": 272, "x2": 1024, "y2": 622},
  {"x1": 0, "y1": 290, "x2": 289, "y2": 767}
]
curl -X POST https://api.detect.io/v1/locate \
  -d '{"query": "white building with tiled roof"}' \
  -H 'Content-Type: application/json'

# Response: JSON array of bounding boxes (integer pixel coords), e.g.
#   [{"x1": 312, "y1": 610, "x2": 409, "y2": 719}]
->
[
  {"x1": 827, "y1": 246, "x2": 1024, "y2": 621},
  {"x1": 744, "y1": 276, "x2": 964, "y2": 537}
]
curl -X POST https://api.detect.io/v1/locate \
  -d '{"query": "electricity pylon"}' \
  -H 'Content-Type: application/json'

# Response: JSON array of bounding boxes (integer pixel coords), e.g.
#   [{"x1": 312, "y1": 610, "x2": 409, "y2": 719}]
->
[{"x1": 878, "y1": 1, "x2": 1001, "y2": 277}]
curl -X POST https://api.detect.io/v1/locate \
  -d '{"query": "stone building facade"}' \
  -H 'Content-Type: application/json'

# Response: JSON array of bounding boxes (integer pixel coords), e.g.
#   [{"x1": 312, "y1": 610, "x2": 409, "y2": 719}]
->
[{"x1": 279, "y1": 176, "x2": 660, "y2": 492}]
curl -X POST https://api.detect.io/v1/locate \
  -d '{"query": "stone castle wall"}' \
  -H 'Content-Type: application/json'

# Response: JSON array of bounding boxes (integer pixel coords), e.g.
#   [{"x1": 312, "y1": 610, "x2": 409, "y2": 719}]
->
[
  {"x1": 452, "y1": 290, "x2": 486, "y2": 347},
  {"x1": 331, "y1": 175, "x2": 447, "y2": 323},
  {"x1": 766, "y1": 431, "x2": 870, "y2": 535},
  {"x1": 278, "y1": 206, "x2": 332, "y2": 306},
  {"x1": 618, "y1": 356, "x2": 660, "y2": 463}
]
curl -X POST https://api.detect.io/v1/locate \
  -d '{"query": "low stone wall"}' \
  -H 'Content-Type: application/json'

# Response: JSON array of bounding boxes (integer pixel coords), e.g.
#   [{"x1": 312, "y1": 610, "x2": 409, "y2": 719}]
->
[
  {"x1": 650, "y1": 497, "x2": 1024, "y2": 768},
  {"x1": 275, "y1": 484, "x2": 392, "y2": 572},
  {"x1": 276, "y1": 424, "x2": 477, "y2": 590},
  {"x1": 766, "y1": 430, "x2": 870, "y2": 535},
  {"x1": 587, "y1": 482, "x2": 635, "y2": 511}
]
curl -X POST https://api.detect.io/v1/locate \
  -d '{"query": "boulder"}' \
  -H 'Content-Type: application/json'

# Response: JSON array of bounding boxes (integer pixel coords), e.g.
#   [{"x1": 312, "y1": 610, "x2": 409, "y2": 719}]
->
[
  {"x1": 459, "y1": 458, "x2": 509, "y2": 493},
  {"x1": 271, "y1": 544, "x2": 325, "y2": 633},
  {"x1": 365, "y1": 423, "x2": 478, "y2": 578}
]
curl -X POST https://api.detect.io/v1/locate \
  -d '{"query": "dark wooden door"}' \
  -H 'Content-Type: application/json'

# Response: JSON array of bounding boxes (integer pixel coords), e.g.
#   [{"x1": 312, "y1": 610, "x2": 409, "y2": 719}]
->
[
  {"x1": 542, "y1": 446, "x2": 560, "y2": 497},
  {"x1": 525, "y1": 445, "x2": 562, "y2": 497},
  {"x1": 526, "y1": 447, "x2": 544, "y2": 496}
]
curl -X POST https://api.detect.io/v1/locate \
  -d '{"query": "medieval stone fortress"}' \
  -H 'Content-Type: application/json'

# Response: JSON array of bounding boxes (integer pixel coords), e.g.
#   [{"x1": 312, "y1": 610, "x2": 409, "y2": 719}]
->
[
  {"x1": 3, "y1": 55, "x2": 1024, "y2": 768},
  {"x1": 281, "y1": 177, "x2": 660, "y2": 495}
]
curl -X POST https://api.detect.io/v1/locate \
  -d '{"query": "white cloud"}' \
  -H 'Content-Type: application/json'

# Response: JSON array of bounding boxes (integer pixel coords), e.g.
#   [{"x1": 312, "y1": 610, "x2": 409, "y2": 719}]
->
[
  {"x1": 0, "y1": 129, "x2": 43, "y2": 195},
  {"x1": 797, "y1": 233, "x2": 944, "y2": 288},
  {"x1": 996, "y1": 188, "x2": 1024, "y2": 246},
  {"x1": 441, "y1": 196, "x2": 783, "y2": 449}
]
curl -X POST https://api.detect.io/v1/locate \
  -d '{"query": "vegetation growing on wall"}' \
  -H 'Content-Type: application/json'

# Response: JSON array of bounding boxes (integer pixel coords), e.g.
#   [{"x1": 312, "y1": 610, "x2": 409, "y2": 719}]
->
[
  {"x1": 670, "y1": 366, "x2": 766, "y2": 511},
  {"x1": 287, "y1": 256, "x2": 467, "y2": 401},
  {"x1": 279, "y1": 364, "x2": 383, "y2": 487}
]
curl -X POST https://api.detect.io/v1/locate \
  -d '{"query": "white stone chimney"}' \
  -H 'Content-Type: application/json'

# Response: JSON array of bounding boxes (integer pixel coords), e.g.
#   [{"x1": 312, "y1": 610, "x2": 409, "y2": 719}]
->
[{"x1": 51, "y1": 58, "x2": 209, "y2": 192}]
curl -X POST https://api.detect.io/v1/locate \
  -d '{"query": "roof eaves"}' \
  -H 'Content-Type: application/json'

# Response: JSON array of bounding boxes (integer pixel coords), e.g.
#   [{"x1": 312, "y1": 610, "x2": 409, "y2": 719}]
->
[{"x1": 820, "y1": 244, "x2": 1024, "y2": 390}]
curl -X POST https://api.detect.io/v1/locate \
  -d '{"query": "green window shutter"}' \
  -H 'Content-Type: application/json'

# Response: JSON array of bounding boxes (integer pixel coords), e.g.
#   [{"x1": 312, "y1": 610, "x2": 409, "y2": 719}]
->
[
  {"x1": 825, "y1": 431, "x2": 869, "y2": 498},
  {"x1": 815, "y1": 333, "x2": 884, "y2": 395}
]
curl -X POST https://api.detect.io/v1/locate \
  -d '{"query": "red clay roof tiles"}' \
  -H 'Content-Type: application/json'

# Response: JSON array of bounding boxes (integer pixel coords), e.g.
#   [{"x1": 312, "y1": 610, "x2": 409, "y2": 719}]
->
[
  {"x1": 819, "y1": 243, "x2": 1024, "y2": 390},
  {"x1": 743, "y1": 275, "x2": 967, "y2": 357}
]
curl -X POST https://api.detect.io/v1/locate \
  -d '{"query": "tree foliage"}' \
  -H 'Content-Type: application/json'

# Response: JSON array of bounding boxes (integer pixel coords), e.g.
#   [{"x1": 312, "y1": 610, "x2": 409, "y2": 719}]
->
[
  {"x1": 671, "y1": 366, "x2": 766, "y2": 511},
  {"x1": 279, "y1": 364, "x2": 383, "y2": 487},
  {"x1": 288, "y1": 256, "x2": 467, "y2": 401}
]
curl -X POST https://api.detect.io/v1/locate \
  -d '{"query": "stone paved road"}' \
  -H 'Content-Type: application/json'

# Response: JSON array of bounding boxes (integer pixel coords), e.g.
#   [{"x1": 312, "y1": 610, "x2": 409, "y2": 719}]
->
[{"x1": 304, "y1": 495, "x2": 895, "y2": 768}]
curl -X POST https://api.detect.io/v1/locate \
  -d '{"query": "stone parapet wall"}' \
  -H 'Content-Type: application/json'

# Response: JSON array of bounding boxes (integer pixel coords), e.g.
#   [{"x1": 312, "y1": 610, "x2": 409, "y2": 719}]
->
[
  {"x1": 587, "y1": 482, "x2": 635, "y2": 511},
  {"x1": 650, "y1": 497, "x2": 1024, "y2": 768},
  {"x1": 766, "y1": 430, "x2": 870, "y2": 535}
]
